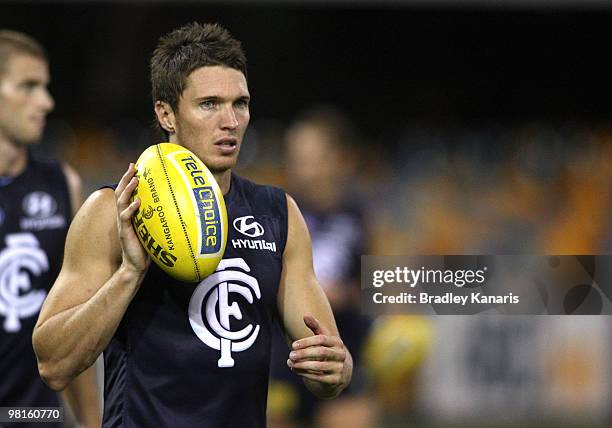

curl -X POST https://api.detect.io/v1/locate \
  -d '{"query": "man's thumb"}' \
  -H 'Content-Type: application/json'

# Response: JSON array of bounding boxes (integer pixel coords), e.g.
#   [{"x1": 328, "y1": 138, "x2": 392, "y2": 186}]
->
[{"x1": 303, "y1": 314, "x2": 328, "y2": 335}]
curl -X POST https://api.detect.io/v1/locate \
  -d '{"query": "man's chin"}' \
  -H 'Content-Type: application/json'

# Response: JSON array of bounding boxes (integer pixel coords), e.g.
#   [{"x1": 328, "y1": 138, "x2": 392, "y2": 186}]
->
[
  {"x1": 17, "y1": 125, "x2": 44, "y2": 142},
  {"x1": 15, "y1": 135, "x2": 42, "y2": 146},
  {"x1": 204, "y1": 156, "x2": 238, "y2": 174}
]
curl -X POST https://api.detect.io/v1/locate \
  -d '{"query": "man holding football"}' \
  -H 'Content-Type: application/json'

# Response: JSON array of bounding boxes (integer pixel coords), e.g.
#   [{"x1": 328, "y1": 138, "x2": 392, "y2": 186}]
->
[{"x1": 33, "y1": 22, "x2": 352, "y2": 426}]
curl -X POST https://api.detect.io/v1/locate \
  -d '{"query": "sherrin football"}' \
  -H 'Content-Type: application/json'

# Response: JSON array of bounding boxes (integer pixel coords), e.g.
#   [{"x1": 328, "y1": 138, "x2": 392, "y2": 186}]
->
[{"x1": 131, "y1": 142, "x2": 227, "y2": 282}]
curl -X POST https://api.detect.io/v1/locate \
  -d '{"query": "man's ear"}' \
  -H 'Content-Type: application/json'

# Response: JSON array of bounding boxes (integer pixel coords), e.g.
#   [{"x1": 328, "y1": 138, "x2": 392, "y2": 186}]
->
[{"x1": 154, "y1": 101, "x2": 176, "y2": 134}]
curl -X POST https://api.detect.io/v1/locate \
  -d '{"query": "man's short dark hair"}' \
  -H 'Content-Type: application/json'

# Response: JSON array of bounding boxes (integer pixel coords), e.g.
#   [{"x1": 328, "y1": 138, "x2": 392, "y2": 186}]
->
[
  {"x1": 151, "y1": 22, "x2": 247, "y2": 112},
  {"x1": 290, "y1": 106, "x2": 361, "y2": 150},
  {"x1": 0, "y1": 30, "x2": 47, "y2": 76}
]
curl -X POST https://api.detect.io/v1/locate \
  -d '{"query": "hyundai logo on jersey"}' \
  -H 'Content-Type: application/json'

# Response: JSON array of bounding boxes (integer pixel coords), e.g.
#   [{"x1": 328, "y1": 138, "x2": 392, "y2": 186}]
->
[{"x1": 233, "y1": 216, "x2": 265, "y2": 238}]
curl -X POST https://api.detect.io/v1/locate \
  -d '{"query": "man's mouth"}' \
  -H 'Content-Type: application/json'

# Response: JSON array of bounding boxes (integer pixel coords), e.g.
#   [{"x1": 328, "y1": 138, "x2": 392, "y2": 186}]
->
[
  {"x1": 30, "y1": 116, "x2": 46, "y2": 128},
  {"x1": 215, "y1": 139, "x2": 237, "y2": 147},
  {"x1": 214, "y1": 138, "x2": 238, "y2": 154}
]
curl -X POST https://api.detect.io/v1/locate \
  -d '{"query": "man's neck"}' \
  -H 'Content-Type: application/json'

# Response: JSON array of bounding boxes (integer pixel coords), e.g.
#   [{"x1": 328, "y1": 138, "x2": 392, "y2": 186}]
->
[
  {"x1": 213, "y1": 170, "x2": 232, "y2": 195},
  {"x1": 0, "y1": 138, "x2": 28, "y2": 177}
]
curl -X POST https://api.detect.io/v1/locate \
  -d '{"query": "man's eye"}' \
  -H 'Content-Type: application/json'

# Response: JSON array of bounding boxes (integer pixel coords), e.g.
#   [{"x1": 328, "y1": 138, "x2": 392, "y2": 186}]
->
[
  {"x1": 20, "y1": 82, "x2": 37, "y2": 92},
  {"x1": 200, "y1": 100, "x2": 216, "y2": 109},
  {"x1": 235, "y1": 99, "x2": 249, "y2": 109}
]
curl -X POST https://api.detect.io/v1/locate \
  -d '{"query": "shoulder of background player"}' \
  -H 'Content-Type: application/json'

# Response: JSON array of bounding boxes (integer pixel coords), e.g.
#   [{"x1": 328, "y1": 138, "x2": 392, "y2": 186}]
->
[{"x1": 61, "y1": 162, "x2": 83, "y2": 216}]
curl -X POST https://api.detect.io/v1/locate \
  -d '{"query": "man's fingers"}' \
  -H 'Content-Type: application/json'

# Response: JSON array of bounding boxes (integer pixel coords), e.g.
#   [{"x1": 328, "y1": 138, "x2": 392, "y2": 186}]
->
[
  {"x1": 288, "y1": 325, "x2": 349, "y2": 394},
  {"x1": 288, "y1": 369, "x2": 343, "y2": 386},
  {"x1": 119, "y1": 197, "x2": 140, "y2": 224},
  {"x1": 115, "y1": 163, "x2": 136, "y2": 196},
  {"x1": 117, "y1": 173, "x2": 138, "y2": 205},
  {"x1": 287, "y1": 359, "x2": 343, "y2": 375},
  {"x1": 289, "y1": 346, "x2": 346, "y2": 363},
  {"x1": 292, "y1": 334, "x2": 342, "y2": 351}
]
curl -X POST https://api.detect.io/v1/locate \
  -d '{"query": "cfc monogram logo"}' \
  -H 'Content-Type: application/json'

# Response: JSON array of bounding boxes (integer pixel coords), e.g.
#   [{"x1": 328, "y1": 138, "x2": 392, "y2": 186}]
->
[
  {"x1": 188, "y1": 258, "x2": 261, "y2": 368},
  {"x1": 0, "y1": 233, "x2": 48, "y2": 332}
]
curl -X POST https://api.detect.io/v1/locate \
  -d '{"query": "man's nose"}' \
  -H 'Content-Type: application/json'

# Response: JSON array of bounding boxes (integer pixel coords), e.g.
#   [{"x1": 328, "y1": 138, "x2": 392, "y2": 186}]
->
[
  {"x1": 37, "y1": 87, "x2": 54, "y2": 113},
  {"x1": 220, "y1": 105, "x2": 238, "y2": 130}
]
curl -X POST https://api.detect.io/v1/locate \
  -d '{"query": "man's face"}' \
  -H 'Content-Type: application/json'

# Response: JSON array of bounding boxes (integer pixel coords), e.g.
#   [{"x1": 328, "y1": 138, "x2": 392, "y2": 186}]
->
[
  {"x1": 172, "y1": 66, "x2": 250, "y2": 173},
  {"x1": 0, "y1": 54, "x2": 54, "y2": 145},
  {"x1": 286, "y1": 123, "x2": 342, "y2": 187}
]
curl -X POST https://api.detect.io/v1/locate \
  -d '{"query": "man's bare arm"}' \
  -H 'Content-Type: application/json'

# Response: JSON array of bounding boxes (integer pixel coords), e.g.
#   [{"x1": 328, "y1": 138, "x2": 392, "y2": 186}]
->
[
  {"x1": 60, "y1": 365, "x2": 101, "y2": 427},
  {"x1": 33, "y1": 164, "x2": 149, "y2": 391},
  {"x1": 277, "y1": 195, "x2": 353, "y2": 399}
]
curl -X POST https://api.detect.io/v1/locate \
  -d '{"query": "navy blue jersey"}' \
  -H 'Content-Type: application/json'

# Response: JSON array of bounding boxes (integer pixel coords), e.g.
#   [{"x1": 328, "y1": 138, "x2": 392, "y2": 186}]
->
[
  {"x1": 0, "y1": 156, "x2": 71, "y2": 417},
  {"x1": 103, "y1": 173, "x2": 288, "y2": 428},
  {"x1": 301, "y1": 201, "x2": 365, "y2": 288}
]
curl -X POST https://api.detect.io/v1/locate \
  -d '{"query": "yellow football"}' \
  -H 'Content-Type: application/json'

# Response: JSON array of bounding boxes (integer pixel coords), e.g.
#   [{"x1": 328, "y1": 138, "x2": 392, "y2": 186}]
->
[
  {"x1": 363, "y1": 315, "x2": 434, "y2": 385},
  {"x1": 131, "y1": 142, "x2": 227, "y2": 282}
]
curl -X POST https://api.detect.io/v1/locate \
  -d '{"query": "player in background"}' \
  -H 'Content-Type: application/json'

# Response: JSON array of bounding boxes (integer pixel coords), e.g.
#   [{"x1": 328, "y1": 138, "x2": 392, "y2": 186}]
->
[
  {"x1": 32, "y1": 22, "x2": 352, "y2": 427},
  {"x1": 0, "y1": 30, "x2": 101, "y2": 427},
  {"x1": 269, "y1": 106, "x2": 375, "y2": 428}
]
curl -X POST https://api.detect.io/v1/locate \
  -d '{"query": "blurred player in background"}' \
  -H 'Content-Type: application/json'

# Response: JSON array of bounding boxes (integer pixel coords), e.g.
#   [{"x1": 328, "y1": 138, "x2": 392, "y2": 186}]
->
[
  {"x1": 269, "y1": 107, "x2": 375, "y2": 428},
  {"x1": 0, "y1": 30, "x2": 100, "y2": 427},
  {"x1": 32, "y1": 22, "x2": 352, "y2": 427}
]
